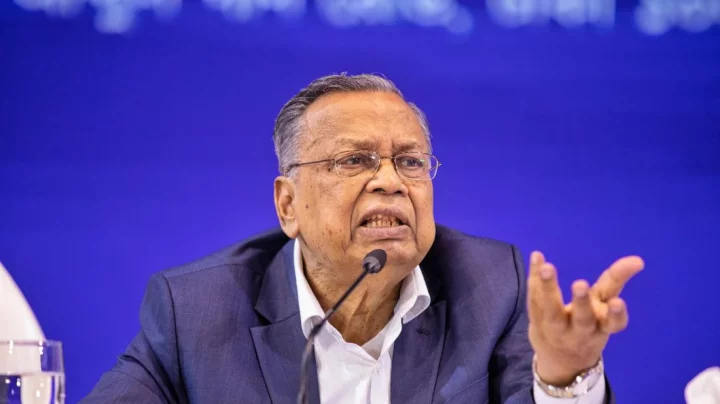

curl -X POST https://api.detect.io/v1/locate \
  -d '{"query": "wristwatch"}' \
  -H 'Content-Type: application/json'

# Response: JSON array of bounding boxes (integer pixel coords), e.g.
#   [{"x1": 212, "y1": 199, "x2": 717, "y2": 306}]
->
[{"x1": 532, "y1": 355, "x2": 604, "y2": 398}]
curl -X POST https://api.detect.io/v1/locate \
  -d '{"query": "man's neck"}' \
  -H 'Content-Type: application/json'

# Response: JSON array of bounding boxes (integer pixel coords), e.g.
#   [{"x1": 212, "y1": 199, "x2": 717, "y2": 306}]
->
[{"x1": 305, "y1": 269, "x2": 402, "y2": 346}]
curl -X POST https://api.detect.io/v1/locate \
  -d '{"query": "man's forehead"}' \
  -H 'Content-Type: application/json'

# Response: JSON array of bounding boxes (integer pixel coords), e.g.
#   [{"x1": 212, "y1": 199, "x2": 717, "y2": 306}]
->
[
  {"x1": 300, "y1": 92, "x2": 425, "y2": 151},
  {"x1": 304, "y1": 92, "x2": 413, "y2": 127},
  {"x1": 330, "y1": 136, "x2": 425, "y2": 152}
]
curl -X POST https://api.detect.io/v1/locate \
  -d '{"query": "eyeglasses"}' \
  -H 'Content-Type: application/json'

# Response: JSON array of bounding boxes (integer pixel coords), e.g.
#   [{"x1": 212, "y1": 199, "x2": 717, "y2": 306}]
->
[{"x1": 286, "y1": 150, "x2": 441, "y2": 180}]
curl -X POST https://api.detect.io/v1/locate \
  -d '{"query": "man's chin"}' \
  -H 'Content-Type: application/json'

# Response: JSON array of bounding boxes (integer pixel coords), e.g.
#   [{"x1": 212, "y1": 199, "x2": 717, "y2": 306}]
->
[{"x1": 354, "y1": 240, "x2": 418, "y2": 268}]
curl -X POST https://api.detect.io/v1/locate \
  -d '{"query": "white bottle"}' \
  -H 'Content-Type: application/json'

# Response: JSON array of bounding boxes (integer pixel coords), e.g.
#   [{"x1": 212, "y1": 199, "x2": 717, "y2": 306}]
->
[{"x1": 0, "y1": 260, "x2": 46, "y2": 393}]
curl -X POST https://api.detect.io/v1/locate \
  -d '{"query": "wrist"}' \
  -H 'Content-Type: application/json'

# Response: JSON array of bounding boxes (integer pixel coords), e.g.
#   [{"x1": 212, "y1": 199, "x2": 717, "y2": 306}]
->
[
  {"x1": 534, "y1": 355, "x2": 601, "y2": 385},
  {"x1": 535, "y1": 361, "x2": 584, "y2": 386},
  {"x1": 533, "y1": 355, "x2": 604, "y2": 398}
]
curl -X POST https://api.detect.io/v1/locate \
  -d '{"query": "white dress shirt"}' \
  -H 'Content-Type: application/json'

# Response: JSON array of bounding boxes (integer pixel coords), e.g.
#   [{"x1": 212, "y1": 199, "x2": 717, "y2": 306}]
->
[{"x1": 293, "y1": 239, "x2": 606, "y2": 404}]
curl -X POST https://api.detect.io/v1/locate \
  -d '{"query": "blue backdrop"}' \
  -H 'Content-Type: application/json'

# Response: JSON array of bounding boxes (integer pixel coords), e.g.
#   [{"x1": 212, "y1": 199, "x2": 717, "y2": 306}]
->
[{"x1": 1, "y1": 1, "x2": 719, "y2": 402}]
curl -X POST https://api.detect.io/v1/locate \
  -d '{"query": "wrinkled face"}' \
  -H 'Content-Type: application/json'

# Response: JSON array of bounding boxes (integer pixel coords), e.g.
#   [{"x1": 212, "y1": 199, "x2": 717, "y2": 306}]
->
[{"x1": 274, "y1": 91, "x2": 436, "y2": 282}]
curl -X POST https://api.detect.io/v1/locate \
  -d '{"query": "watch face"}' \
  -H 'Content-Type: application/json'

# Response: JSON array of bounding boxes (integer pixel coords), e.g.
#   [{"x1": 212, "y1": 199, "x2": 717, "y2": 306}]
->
[{"x1": 572, "y1": 370, "x2": 603, "y2": 396}]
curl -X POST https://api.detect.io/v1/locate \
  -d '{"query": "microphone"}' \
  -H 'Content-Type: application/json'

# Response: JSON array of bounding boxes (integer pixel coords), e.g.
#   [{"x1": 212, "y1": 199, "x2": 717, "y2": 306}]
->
[
  {"x1": 362, "y1": 249, "x2": 387, "y2": 274},
  {"x1": 297, "y1": 249, "x2": 387, "y2": 404}
]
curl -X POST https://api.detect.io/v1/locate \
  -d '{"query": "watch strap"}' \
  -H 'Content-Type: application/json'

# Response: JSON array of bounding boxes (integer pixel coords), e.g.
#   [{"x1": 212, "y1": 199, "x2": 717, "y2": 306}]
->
[{"x1": 532, "y1": 355, "x2": 604, "y2": 398}]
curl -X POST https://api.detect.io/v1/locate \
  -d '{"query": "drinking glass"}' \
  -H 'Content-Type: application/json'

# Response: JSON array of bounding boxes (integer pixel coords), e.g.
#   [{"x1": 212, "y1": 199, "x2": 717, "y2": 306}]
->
[{"x1": 0, "y1": 341, "x2": 65, "y2": 404}]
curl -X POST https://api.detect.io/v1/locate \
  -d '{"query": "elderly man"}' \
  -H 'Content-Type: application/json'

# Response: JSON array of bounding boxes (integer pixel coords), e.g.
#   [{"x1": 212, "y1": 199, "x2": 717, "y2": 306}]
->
[{"x1": 81, "y1": 74, "x2": 643, "y2": 404}]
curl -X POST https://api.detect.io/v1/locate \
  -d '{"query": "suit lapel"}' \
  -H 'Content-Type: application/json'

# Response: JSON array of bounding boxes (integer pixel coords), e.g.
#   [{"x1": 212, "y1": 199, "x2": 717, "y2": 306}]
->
[
  {"x1": 390, "y1": 245, "x2": 448, "y2": 404},
  {"x1": 390, "y1": 300, "x2": 447, "y2": 404},
  {"x1": 251, "y1": 240, "x2": 321, "y2": 404},
  {"x1": 251, "y1": 315, "x2": 320, "y2": 404}
]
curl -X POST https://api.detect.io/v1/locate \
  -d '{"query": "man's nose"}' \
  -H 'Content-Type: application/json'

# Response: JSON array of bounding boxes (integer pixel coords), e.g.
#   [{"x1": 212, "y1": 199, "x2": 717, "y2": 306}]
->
[{"x1": 366, "y1": 159, "x2": 408, "y2": 195}]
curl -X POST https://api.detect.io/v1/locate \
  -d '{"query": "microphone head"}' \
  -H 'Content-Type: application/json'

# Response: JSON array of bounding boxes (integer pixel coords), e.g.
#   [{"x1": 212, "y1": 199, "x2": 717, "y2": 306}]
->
[{"x1": 362, "y1": 249, "x2": 387, "y2": 274}]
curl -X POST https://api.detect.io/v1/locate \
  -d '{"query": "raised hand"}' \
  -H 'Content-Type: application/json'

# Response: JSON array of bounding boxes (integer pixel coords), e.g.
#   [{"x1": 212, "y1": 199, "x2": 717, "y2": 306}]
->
[{"x1": 527, "y1": 251, "x2": 645, "y2": 385}]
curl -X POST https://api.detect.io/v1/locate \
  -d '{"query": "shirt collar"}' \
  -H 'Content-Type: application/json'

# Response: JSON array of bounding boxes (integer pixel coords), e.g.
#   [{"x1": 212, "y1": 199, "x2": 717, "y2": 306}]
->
[{"x1": 293, "y1": 239, "x2": 431, "y2": 339}]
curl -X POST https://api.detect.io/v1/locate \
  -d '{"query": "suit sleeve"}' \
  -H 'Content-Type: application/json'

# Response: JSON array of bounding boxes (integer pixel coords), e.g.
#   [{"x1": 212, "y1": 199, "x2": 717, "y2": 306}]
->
[
  {"x1": 79, "y1": 273, "x2": 188, "y2": 404},
  {"x1": 488, "y1": 245, "x2": 616, "y2": 404}
]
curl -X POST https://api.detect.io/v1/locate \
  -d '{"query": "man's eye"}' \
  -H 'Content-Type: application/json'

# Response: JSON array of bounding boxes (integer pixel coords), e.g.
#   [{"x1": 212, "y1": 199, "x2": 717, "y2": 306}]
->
[
  {"x1": 338, "y1": 154, "x2": 371, "y2": 166},
  {"x1": 399, "y1": 157, "x2": 425, "y2": 169}
]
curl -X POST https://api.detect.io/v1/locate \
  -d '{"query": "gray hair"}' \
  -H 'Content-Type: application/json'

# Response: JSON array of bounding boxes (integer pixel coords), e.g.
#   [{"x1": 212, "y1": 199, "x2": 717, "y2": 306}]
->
[{"x1": 272, "y1": 73, "x2": 431, "y2": 175}]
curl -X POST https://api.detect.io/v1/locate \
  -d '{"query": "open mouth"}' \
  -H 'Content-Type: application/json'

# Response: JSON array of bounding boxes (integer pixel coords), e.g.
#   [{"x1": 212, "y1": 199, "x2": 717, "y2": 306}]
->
[{"x1": 361, "y1": 214, "x2": 405, "y2": 228}]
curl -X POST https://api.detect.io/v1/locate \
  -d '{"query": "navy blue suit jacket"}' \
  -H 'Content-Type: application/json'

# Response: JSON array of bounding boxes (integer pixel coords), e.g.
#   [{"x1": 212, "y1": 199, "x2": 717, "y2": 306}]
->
[{"x1": 80, "y1": 225, "x2": 614, "y2": 403}]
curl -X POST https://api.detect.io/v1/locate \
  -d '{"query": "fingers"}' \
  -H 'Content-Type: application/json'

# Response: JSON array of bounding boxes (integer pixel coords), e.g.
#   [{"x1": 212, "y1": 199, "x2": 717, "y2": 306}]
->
[
  {"x1": 599, "y1": 297, "x2": 628, "y2": 334},
  {"x1": 570, "y1": 280, "x2": 596, "y2": 332},
  {"x1": 528, "y1": 251, "x2": 638, "y2": 337},
  {"x1": 528, "y1": 251, "x2": 566, "y2": 327},
  {"x1": 592, "y1": 256, "x2": 644, "y2": 301}
]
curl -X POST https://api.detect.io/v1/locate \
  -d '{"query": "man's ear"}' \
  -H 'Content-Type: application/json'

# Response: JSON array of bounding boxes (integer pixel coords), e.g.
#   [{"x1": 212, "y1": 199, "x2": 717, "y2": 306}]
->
[{"x1": 274, "y1": 176, "x2": 300, "y2": 239}]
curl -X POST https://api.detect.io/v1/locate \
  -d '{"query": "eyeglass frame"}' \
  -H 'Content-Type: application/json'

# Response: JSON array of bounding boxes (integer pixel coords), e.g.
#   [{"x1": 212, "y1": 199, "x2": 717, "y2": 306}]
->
[{"x1": 284, "y1": 149, "x2": 442, "y2": 180}]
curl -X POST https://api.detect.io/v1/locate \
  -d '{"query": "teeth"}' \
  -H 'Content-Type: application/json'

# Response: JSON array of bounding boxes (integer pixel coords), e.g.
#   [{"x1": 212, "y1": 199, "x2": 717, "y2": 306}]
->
[{"x1": 364, "y1": 214, "x2": 401, "y2": 228}]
